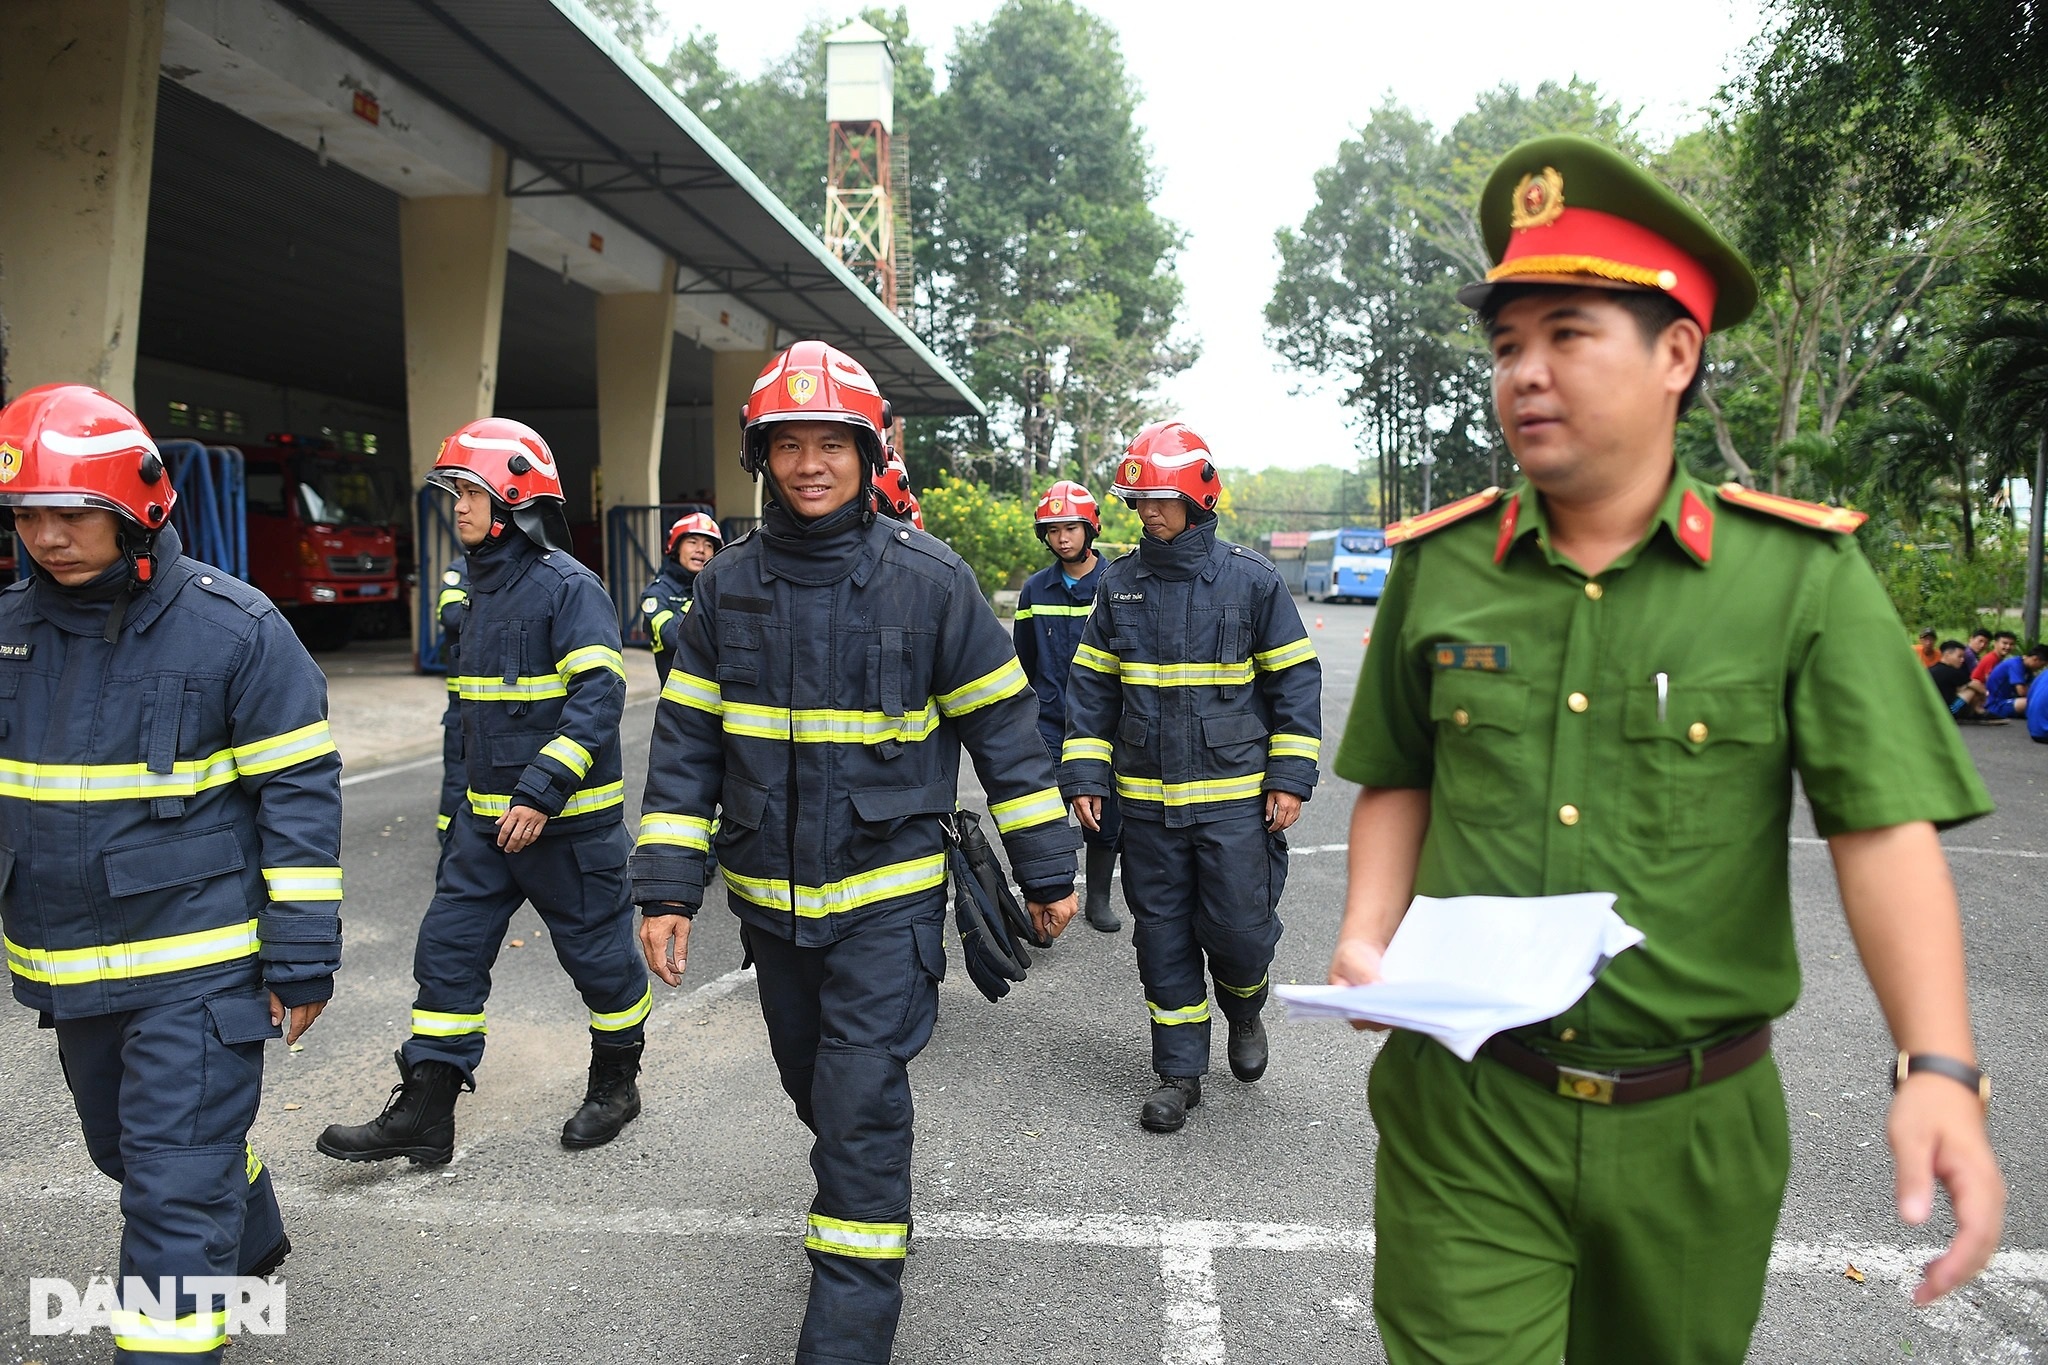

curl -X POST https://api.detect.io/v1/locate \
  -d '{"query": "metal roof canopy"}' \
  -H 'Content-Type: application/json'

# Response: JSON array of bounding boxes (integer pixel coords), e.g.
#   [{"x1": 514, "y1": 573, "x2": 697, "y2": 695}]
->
[{"x1": 275, "y1": 0, "x2": 983, "y2": 417}]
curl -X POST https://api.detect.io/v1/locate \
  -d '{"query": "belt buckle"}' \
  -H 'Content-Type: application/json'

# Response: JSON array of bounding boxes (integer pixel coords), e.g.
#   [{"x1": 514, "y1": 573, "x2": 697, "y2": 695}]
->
[{"x1": 1556, "y1": 1065, "x2": 1617, "y2": 1105}]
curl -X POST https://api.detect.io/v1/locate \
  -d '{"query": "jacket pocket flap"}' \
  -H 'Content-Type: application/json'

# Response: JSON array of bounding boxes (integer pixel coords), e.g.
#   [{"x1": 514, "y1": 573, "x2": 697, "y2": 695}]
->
[
  {"x1": 573, "y1": 825, "x2": 631, "y2": 874},
  {"x1": 1202, "y1": 712, "x2": 1268, "y2": 748},
  {"x1": 487, "y1": 730, "x2": 552, "y2": 767},
  {"x1": 1429, "y1": 671, "x2": 1530, "y2": 733},
  {"x1": 720, "y1": 776, "x2": 771, "y2": 831},
  {"x1": 205, "y1": 991, "x2": 281, "y2": 1045},
  {"x1": 850, "y1": 783, "x2": 958, "y2": 824},
  {"x1": 104, "y1": 825, "x2": 245, "y2": 899},
  {"x1": 1117, "y1": 714, "x2": 1150, "y2": 746},
  {"x1": 1622, "y1": 683, "x2": 1778, "y2": 745}
]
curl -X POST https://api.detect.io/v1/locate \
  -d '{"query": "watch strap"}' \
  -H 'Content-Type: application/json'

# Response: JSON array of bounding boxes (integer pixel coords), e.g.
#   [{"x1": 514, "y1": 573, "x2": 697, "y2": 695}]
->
[{"x1": 1893, "y1": 1051, "x2": 1991, "y2": 1106}]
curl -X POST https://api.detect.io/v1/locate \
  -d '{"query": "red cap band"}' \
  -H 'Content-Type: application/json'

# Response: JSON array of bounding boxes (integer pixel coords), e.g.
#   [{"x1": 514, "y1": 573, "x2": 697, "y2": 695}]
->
[{"x1": 1493, "y1": 206, "x2": 1717, "y2": 333}]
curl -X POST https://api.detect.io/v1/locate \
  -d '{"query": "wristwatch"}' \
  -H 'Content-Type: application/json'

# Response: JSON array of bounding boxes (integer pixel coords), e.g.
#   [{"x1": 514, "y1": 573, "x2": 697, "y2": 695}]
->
[{"x1": 1892, "y1": 1051, "x2": 1991, "y2": 1106}]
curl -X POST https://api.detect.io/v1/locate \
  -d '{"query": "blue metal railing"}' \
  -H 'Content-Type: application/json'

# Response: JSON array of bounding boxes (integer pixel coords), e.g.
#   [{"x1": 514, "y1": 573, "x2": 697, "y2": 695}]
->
[
  {"x1": 414, "y1": 485, "x2": 463, "y2": 673},
  {"x1": 606, "y1": 503, "x2": 714, "y2": 647},
  {"x1": 161, "y1": 441, "x2": 248, "y2": 579}
]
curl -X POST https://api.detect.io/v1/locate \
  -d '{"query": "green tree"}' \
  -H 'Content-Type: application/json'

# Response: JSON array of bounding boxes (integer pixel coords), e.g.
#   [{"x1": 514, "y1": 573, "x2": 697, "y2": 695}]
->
[
  {"x1": 917, "y1": 474, "x2": 1042, "y2": 595},
  {"x1": 1853, "y1": 363, "x2": 1983, "y2": 558},
  {"x1": 921, "y1": 0, "x2": 1191, "y2": 484}
]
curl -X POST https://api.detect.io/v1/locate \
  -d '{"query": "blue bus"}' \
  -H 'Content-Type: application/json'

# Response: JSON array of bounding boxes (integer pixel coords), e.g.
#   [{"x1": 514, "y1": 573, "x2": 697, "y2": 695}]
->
[{"x1": 1303, "y1": 526, "x2": 1390, "y2": 603}]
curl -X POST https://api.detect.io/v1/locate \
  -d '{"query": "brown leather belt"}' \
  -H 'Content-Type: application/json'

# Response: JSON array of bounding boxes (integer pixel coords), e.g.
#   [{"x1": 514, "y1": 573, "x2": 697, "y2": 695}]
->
[{"x1": 1484, "y1": 1024, "x2": 1772, "y2": 1106}]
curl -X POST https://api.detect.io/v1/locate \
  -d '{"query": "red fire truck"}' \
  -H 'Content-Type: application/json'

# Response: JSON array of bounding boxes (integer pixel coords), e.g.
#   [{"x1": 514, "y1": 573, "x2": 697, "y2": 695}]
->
[{"x1": 240, "y1": 434, "x2": 403, "y2": 650}]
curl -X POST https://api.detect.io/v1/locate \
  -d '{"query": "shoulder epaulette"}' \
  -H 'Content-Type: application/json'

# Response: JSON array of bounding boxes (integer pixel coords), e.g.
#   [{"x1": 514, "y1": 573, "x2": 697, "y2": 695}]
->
[
  {"x1": 185, "y1": 565, "x2": 270, "y2": 618},
  {"x1": 1384, "y1": 487, "x2": 1504, "y2": 546},
  {"x1": 1715, "y1": 483, "x2": 1867, "y2": 534}
]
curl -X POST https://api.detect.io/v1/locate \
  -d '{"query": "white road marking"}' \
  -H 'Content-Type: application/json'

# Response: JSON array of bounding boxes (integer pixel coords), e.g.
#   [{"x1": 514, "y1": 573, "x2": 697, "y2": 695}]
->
[
  {"x1": 337, "y1": 695, "x2": 656, "y2": 787},
  {"x1": 647, "y1": 965, "x2": 756, "y2": 1029}
]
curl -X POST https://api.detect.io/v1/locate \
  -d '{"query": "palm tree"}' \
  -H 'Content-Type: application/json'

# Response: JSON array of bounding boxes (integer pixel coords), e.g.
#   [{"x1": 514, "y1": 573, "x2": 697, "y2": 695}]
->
[
  {"x1": 1854, "y1": 362, "x2": 1983, "y2": 558},
  {"x1": 1969, "y1": 267, "x2": 2048, "y2": 633}
]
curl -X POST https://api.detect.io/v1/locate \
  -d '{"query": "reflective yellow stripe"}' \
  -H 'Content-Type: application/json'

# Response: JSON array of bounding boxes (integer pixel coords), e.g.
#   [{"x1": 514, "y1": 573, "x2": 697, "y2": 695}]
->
[
  {"x1": 0, "y1": 750, "x2": 236, "y2": 801},
  {"x1": 467, "y1": 781, "x2": 625, "y2": 819},
  {"x1": 590, "y1": 984, "x2": 653, "y2": 1032},
  {"x1": 233, "y1": 719, "x2": 339, "y2": 776},
  {"x1": 557, "y1": 645, "x2": 627, "y2": 681},
  {"x1": 1254, "y1": 637, "x2": 1319, "y2": 672},
  {"x1": 6, "y1": 919, "x2": 258, "y2": 986},
  {"x1": 436, "y1": 586, "x2": 468, "y2": 613},
  {"x1": 662, "y1": 669, "x2": 722, "y2": 715},
  {"x1": 262, "y1": 865, "x2": 344, "y2": 903},
  {"x1": 1115, "y1": 772, "x2": 1267, "y2": 806},
  {"x1": 1073, "y1": 643, "x2": 1119, "y2": 675},
  {"x1": 638, "y1": 811, "x2": 715, "y2": 850},
  {"x1": 648, "y1": 609, "x2": 676, "y2": 650},
  {"x1": 1118, "y1": 660, "x2": 1256, "y2": 687},
  {"x1": 455, "y1": 674, "x2": 568, "y2": 703},
  {"x1": 411, "y1": 1008, "x2": 486, "y2": 1037},
  {"x1": 1012, "y1": 606, "x2": 1033, "y2": 620},
  {"x1": 805, "y1": 1213, "x2": 909, "y2": 1260},
  {"x1": 246, "y1": 1141, "x2": 264, "y2": 1183},
  {"x1": 436, "y1": 812, "x2": 452, "y2": 831},
  {"x1": 1061, "y1": 736, "x2": 1113, "y2": 764},
  {"x1": 112, "y1": 1308, "x2": 228, "y2": 1353},
  {"x1": 539, "y1": 735, "x2": 595, "y2": 779},
  {"x1": 723, "y1": 853, "x2": 949, "y2": 919},
  {"x1": 1148, "y1": 999, "x2": 1212, "y2": 1025},
  {"x1": 1024, "y1": 603, "x2": 1092, "y2": 616},
  {"x1": 936, "y1": 659, "x2": 1029, "y2": 716},
  {"x1": 1217, "y1": 973, "x2": 1269, "y2": 999},
  {"x1": 989, "y1": 787, "x2": 1066, "y2": 833},
  {"x1": 446, "y1": 676, "x2": 460, "y2": 695},
  {"x1": 1267, "y1": 734, "x2": 1322, "y2": 762},
  {"x1": 722, "y1": 699, "x2": 944, "y2": 745}
]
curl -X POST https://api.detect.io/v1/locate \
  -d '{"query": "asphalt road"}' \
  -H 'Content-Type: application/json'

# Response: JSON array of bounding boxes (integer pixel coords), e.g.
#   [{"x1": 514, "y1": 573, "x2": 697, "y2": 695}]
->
[{"x1": 2, "y1": 597, "x2": 2044, "y2": 1364}]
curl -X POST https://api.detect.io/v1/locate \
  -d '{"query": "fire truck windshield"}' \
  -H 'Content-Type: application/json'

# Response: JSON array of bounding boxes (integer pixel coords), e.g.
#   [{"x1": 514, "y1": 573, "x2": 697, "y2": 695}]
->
[{"x1": 298, "y1": 460, "x2": 394, "y2": 528}]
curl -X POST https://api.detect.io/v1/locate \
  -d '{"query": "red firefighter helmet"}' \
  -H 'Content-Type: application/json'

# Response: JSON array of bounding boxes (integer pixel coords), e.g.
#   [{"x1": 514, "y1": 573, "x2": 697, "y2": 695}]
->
[
  {"x1": 665, "y1": 511, "x2": 723, "y2": 557},
  {"x1": 1110, "y1": 421, "x2": 1222, "y2": 511},
  {"x1": 427, "y1": 418, "x2": 564, "y2": 504},
  {"x1": 741, "y1": 340, "x2": 891, "y2": 475},
  {"x1": 873, "y1": 448, "x2": 917, "y2": 521},
  {"x1": 1034, "y1": 480, "x2": 1102, "y2": 535},
  {"x1": 0, "y1": 384, "x2": 176, "y2": 528}
]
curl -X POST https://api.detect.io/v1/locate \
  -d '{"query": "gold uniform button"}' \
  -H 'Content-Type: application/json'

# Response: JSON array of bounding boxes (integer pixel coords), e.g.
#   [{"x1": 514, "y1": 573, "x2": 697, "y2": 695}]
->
[
  {"x1": 1559, "y1": 1027, "x2": 1578, "y2": 1042},
  {"x1": 1688, "y1": 721, "x2": 1709, "y2": 743},
  {"x1": 1584, "y1": 582, "x2": 1604, "y2": 600},
  {"x1": 1558, "y1": 804, "x2": 1581, "y2": 826},
  {"x1": 1567, "y1": 692, "x2": 1589, "y2": 713},
  {"x1": 1452, "y1": 708, "x2": 1470, "y2": 728}
]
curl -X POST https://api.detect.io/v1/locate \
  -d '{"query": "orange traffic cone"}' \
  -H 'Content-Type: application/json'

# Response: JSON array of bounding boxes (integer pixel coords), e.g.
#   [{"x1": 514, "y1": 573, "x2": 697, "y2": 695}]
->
[{"x1": 1313, "y1": 616, "x2": 1324, "y2": 629}]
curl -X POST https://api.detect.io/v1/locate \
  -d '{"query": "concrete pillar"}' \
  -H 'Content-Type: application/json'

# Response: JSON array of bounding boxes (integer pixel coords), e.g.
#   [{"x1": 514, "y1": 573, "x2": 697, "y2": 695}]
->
[
  {"x1": 710, "y1": 347, "x2": 774, "y2": 523},
  {"x1": 595, "y1": 259, "x2": 678, "y2": 512},
  {"x1": 399, "y1": 146, "x2": 511, "y2": 485},
  {"x1": 0, "y1": 0, "x2": 165, "y2": 407}
]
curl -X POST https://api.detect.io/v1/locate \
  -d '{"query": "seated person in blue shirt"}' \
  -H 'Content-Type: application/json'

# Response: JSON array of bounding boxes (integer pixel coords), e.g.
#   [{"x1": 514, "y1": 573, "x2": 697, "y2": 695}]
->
[{"x1": 1984, "y1": 643, "x2": 2046, "y2": 720}]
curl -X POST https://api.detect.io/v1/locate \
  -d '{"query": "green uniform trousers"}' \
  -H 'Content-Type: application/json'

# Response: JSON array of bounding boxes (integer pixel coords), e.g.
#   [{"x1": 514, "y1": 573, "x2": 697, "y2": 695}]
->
[{"x1": 1368, "y1": 1028, "x2": 1791, "y2": 1364}]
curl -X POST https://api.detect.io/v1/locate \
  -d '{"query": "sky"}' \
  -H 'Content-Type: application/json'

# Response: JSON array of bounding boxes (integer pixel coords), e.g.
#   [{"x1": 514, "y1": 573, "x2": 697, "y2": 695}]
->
[{"x1": 657, "y1": 0, "x2": 1771, "y2": 471}]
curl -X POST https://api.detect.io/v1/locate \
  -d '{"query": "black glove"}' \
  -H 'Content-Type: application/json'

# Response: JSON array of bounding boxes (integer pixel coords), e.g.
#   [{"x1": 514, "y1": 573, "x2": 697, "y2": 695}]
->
[{"x1": 948, "y1": 814, "x2": 1031, "y2": 1003}]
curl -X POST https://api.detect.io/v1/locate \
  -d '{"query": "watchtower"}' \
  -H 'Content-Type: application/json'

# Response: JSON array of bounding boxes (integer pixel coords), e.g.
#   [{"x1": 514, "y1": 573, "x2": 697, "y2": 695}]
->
[{"x1": 823, "y1": 20, "x2": 910, "y2": 315}]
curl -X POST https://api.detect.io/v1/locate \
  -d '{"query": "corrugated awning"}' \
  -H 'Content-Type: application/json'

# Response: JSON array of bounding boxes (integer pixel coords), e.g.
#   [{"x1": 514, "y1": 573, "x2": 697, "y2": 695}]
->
[{"x1": 276, "y1": 0, "x2": 983, "y2": 417}]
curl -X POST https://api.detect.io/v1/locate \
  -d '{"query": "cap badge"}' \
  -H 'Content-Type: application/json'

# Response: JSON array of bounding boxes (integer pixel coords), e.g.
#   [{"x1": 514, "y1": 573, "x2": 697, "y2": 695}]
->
[
  {"x1": 1050, "y1": 498, "x2": 1063, "y2": 513},
  {"x1": 1509, "y1": 167, "x2": 1566, "y2": 230},
  {"x1": 0, "y1": 442, "x2": 20, "y2": 483},
  {"x1": 1122, "y1": 459, "x2": 1143, "y2": 484},
  {"x1": 786, "y1": 371, "x2": 818, "y2": 405}
]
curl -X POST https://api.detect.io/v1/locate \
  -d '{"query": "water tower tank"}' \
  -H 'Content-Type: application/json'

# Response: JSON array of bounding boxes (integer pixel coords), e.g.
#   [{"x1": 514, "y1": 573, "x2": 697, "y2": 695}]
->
[{"x1": 825, "y1": 19, "x2": 894, "y2": 133}]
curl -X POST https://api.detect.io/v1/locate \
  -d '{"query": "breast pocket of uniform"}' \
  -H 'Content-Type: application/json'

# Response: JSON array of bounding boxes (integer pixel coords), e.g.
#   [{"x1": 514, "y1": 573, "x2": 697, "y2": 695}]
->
[
  {"x1": 1620, "y1": 683, "x2": 1782, "y2": 846},
  {"x1": 717, "y1": 616, "x2": 763, "y2": 690},
  {"x1": 1428, "y1": 671, "x2": 1532, "y2": 828}
]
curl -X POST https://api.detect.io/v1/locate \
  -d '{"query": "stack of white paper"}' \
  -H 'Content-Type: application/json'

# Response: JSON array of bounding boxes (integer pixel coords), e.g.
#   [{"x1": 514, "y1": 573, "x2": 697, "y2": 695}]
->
[{"x1": 1276, "y1": 893, "x2": 1643, "y2": 1061}]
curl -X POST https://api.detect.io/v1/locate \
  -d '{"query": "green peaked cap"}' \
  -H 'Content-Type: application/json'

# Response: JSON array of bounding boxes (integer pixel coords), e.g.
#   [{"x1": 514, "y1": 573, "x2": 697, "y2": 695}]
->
[{"x1": 1460, "y1": 134, "x2": 1758, "y2": 333}]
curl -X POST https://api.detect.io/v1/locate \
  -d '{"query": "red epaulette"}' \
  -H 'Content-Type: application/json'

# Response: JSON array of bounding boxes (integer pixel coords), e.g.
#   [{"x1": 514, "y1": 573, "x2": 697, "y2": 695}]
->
[
  {"x1": 1715, "y1": 483, "x2": 1867, "y2": 534},
  {"x1": 1384, "y1": 487, "x2": 1505, "y2": 547}
]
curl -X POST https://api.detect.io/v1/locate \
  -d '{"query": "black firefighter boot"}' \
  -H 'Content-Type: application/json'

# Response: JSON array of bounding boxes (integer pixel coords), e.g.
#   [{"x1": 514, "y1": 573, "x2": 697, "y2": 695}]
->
[
  {"x1": 561, "y1": 1039, "x2": 643, "y2": 1149},
  {"x1": 1083, "y1": 845, "x2": 1122, "y2": 932},
  {"x1": 315, "y1": 1052, "x2": 464, "y2": 1166},
  {"x1": 1139, "y1": 1074, "x2": 1202, "y2": 1134},
  {"x1": 1228, "y1": 1014, "x2": 1269, "y2": 1083}
]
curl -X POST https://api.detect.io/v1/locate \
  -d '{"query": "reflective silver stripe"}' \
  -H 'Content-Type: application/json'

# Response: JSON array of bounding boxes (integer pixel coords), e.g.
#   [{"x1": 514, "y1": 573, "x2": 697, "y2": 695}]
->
[
  {"x1": 590, "y1": 985, "x2": 653, "y2": 1032},
  {"x1": 1148, "y1": 998, "x2": 1211, "y2": 1025},
  {"x1": 557, "y1": 645, "x2": 627, "y2": 680},
  {"x1": 454, "y1": 675, "x2": 569, "y2": 702},
  {"x1": 6, "y1": 919, "x2": 259, "y2": 986},
  {"x1": 1118, "y1": 660, "x2": 1256, "y2": 687},
  {"x1": 662, "y1": 670, "x2": 722, "y2": 714},
  {"x1": 989, "y1": 787, "x2": 1065, "y2": 833},
  {"x1": 1115, "y1": 772, "x2": 1267, "y2": 806},
  {"x1": 1061, "y1": 736, "x2": 1113, "y2": 763},
  {"x1": 1254, "y1": 637, "x2": 1319, "y2": 672},
  {"x1": 411, "y1": 1009, "x2": 487, "y2": 1036},
  {"x1": 637, "y1": 812, "x2": 714, "y2": 850},
  {"x1": 467, "y1": 781, "x2": 624, "y2": 818},
  {"x1": 262, "y1": 865, "x2": 344, "y2": 902},
  {"x1": 936, "y1": 659, "x2": 1029, "y2": 716},
  {"x1": 805, "y1": 1213, "x2": 909, "y2": 1260},
  {"x1": 540, "y1": 735, "x2": 595, "y2": 778},
  {"x1": 721, "y1": 700, "x2": 943, "y2": 744},
  {"x1": 0, "y1": 750, "x2": 238, "y2": 801},
  {"x1": 1073, "y1": 643, "x2": 1119, "y2": 675},
  {"x1": 723, "y1": 853, "x2": 949, "y2": 919},
  {"x1": 111, "y1": 1308, "x2": 228, "y2": 1351},
  {"x1": 1217, "y1": 973, "x2": 1268, "y2": 998},
  {"x1": 1267, "y1": 734, "x2": 1321, "y2": 761},
  {"x1": 233, "y1": 720, "x2": 339, "y2": 776}
]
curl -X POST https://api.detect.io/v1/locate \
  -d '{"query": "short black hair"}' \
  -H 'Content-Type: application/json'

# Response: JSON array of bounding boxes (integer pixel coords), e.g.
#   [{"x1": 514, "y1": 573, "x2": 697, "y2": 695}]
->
[
  {"x1": 1994, "y1": 630, "x2": 2018, "y2": 644},
  {"x1": 1968, "y1": 629, "x2": 1991, "y2": 642},
  {"x1": 2027, "y1": 644, "x2": 2048, "y2": 664},
  {"x1": 1940, "y1": 639, "x2": 1967, "y2": 653},
  {"x1": 1478, "y1": 283, "x2": 1705, "y2": 415},
  {"x1": 1918, "y1": 628, "x2": 1937, "y2": 640}
]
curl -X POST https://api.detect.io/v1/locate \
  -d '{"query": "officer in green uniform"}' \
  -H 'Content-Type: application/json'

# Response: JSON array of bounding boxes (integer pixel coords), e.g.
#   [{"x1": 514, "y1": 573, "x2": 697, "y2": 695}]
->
[{"x1": 1329, "y1": 135, "x2": 2006, "y2": 1363}]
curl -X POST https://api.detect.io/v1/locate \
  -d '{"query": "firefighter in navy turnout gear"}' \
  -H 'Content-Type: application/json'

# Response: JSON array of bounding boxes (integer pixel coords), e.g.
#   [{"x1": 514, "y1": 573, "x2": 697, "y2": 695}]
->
[
  {"x1": 1060, "y1": 422, "x2": 1323, "y2": 1133},
  {"x1": 436, "y1": 559, "x2": 471, "y2": 839},
  {"x1": 318, "y1": 418, "x2": 651, "y2": 1163},
  {"x1": 634, "y1": 341, "x2": 1080, "y2": 1365},
  {"x1": 640, "y1": 512, "x2": 721, "y2": 684},
  {"x1": 0, "y1": 386, "x2": 342, "y2": 1363},
  {"x1": 1016, "y1": 480, "x2": 1122, "y2": 932}
]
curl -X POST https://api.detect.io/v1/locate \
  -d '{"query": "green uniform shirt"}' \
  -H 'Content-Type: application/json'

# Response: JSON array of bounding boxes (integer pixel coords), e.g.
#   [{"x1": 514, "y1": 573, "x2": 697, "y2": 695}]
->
[{"x1": 1335, "y1": 464, "x2": 1993, "y2": 1053}]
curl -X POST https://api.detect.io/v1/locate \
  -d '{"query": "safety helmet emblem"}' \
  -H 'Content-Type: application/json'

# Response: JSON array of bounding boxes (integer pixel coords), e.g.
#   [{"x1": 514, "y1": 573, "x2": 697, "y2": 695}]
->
[
  {"x1": 0, "y1": 442, "x2": 19, "y2": 484},
  {"x1": 1049, "y1": 498, "x2": 1063, "y2": 514},
  {"x1": 786, "y1": 371, "x2": 818, "y2": 405},
  {"x1": 1122, "y1": 459, "x2": 1143, "y2": 484}
]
